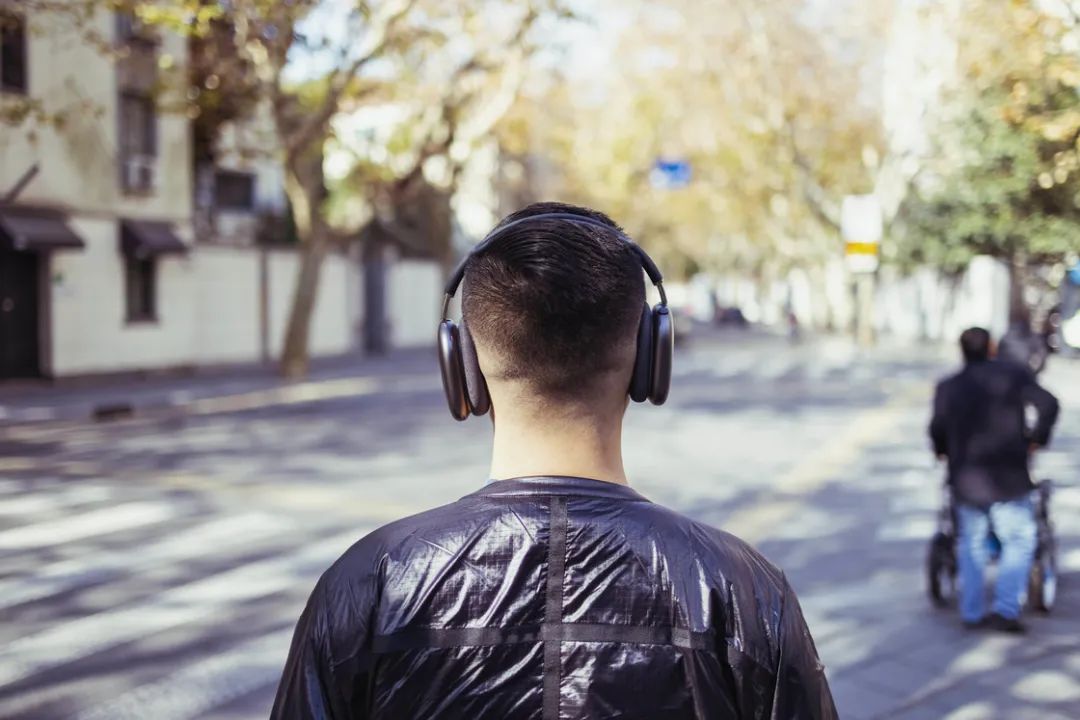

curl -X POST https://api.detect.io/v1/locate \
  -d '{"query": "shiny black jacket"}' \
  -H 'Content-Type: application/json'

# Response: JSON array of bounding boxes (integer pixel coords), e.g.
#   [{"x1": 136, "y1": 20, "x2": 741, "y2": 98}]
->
[{"x1": 271, "y1": 476, "x2": 836, "y2": 719}]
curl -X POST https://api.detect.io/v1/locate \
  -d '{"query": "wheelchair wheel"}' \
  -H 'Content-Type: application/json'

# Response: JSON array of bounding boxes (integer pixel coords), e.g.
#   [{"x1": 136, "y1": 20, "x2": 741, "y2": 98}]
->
[
  {"x1": 928, "y1": 533, "x2": 957, "y2": 607},
  {"x1": 1028, "y1": 549, "x2": 1057, "y2": 613}
]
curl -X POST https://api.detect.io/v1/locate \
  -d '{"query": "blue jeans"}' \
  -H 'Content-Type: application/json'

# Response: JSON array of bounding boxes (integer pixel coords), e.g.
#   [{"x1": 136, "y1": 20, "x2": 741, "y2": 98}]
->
[{"x1": 956, "y1": 498, "x2": 1037, "y2": 622}]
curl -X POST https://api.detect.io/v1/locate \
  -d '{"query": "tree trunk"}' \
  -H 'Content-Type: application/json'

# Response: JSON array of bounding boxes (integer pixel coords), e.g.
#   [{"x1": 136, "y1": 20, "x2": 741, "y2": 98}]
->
[
  {"x1": 280, "y1": 230, "x2": 328, "y2": 379},
  {"x1": 279, "y1": 162, "x2": 328, "y2": 379},
  {"x1": 1007, "y1": 250, "x2": 1031, "y2": 327},
  {"x1": 362, "y1": 226, "x2": 390, "y2": 355}
]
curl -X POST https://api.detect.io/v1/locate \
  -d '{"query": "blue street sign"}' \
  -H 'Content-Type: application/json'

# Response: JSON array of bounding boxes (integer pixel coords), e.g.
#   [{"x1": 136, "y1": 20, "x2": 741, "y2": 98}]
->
[{"x1": 651, "y1": 159, "x2": 691, "y2": 190}]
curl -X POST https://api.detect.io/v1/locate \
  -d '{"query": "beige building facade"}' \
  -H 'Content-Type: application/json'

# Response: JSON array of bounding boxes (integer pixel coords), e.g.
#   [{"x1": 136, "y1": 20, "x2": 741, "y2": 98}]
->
[
  {"x1": 0, "y1": 8, "x2": 442, "y2": 380},
  {"x1": 0, "y1": 8, "x2": 213, "y2": 378}
]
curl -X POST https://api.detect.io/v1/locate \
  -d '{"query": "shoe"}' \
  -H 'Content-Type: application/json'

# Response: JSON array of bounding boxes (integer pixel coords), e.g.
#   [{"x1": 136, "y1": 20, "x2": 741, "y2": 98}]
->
[
  {"x1": 962, "y1": 617, "x2": 988, "y2": 631},
  {"x1": 988, "y1": 613, "x2": 1026, "y2": 634}
]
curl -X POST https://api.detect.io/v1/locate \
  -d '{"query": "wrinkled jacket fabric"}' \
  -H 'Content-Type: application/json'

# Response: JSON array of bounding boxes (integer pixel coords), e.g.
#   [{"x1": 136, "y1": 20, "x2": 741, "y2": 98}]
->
[{"x1": 272, "y1": 476, "x2": 837, "y2": 719}]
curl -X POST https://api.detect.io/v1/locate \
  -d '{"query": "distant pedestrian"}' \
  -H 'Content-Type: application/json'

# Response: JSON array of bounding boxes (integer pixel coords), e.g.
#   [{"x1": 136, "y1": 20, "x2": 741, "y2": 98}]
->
[
  {"x1": 787, "y1": 308, "x2": 801, "y2": 343},
  {"x1": 998, "y1": 320, "x2": 1047, "y2": 374},
  {"x1": 929, "y1": 327, "x2": 1059, "y2": 633},
  {"x1": 272, "y1": 202, "x2": 836, "y2": 719}
]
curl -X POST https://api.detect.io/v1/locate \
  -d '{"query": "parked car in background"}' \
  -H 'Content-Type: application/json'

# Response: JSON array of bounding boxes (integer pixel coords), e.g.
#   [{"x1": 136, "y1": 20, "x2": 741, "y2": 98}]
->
[
  {"x1": 672, "y1": 304, "x2": 694, "y2": 345},
  {"x1": 715, "y1": 306, "x2": 749, "y2": 328}
]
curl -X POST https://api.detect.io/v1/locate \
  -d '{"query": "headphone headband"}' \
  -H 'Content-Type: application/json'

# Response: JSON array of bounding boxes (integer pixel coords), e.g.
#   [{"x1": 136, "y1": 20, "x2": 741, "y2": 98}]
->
[
  {"x1": 436, "y1": 210, "x2": 675, "y2": 418},
  {"x1": 443, "y1": 212, "x2": 666, "y2": 317}
]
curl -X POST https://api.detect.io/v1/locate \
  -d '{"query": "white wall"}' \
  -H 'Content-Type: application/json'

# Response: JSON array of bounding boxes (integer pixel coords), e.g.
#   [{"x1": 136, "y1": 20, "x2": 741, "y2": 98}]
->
[
  {"x1": 266, "y1": 250, "x2": 358, "y2": 359},
  {"x1": 874, "y1": 256, "x2": 1010, "y2": 342},
  {"x1": 190, "y1": 247, "x2": 262, "y2": 364},
  {"x1": 52, "y1": 239, "x2": 365, "y2": 376},
  {"x1": 51, "y1": 217, "x2": 198, "y2": 375},
  {"x1": 387, "y1": 260, "x2": 442, "y2": 348}
]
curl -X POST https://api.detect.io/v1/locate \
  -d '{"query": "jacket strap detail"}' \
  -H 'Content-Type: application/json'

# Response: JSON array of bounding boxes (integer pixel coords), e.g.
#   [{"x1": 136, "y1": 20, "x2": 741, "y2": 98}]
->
[
  {"x1": 543, "y1": 496, "x2": 569, "y2": 720},
  {"x1": 369, "y1": 622, "x2": 714, "y2": 655},
  {"x1": 371, "y1": 625, "x2": 542, "y2": 654}
]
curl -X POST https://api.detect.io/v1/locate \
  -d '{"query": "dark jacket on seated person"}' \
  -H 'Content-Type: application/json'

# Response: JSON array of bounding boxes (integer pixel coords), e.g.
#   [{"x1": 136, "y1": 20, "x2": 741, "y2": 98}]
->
[{"x1": 930, "y1": 359, "x2": 1059, "y2": 508}]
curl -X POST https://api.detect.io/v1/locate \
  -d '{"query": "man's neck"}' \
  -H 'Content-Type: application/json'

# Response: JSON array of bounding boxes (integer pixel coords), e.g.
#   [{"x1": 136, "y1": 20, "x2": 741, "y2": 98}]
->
[{"x1": 488, "y1": 411, "x2": 628, "y2": 485}]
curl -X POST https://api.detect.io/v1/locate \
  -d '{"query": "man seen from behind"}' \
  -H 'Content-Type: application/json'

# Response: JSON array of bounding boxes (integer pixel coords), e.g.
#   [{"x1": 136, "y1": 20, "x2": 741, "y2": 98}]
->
[
  {"x1": 930, "y1": 327, "x2": 1059, "y2": 633},
  {"x1": 272, "y1": 202, "x2": 837, "y2": 719}
]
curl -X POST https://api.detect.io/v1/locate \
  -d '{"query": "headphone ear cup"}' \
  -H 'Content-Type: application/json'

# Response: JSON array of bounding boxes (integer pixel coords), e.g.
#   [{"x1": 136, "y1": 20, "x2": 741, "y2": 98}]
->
[
  {"x1": 649, "y1": 305, "x2": 673, "y2": 405},
  {"x1": 629, "y1": 302, "x2": 653, "y2": 403},
  {"x1": 437, "y1": 321, "x2": 470, "y2": 421},
  {"x1": 459, "y1": 319, "x2": 490, "y2": 416}
]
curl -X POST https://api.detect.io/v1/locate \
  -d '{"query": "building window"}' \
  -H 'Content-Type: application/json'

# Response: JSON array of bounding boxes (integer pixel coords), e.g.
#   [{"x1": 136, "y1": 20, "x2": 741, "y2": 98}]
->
[
  {"x1": 125, "y1": 257, "x2": 157, "y2": 322},
  {"x1": 116, "y1": 12, "x2": 139, "y2": 43},
  {"x1": 119, "y1": 92, "x2": 157, "y2": 193},
  {"x1": 0, "y1": 11, "x2": 28, "y2": 94},
  {"x1": 214, "y1": 170, "x2": 257, "y2": 211},
  {"x1": 115, "y1": 11, "x2": 156, "y2": 46}
]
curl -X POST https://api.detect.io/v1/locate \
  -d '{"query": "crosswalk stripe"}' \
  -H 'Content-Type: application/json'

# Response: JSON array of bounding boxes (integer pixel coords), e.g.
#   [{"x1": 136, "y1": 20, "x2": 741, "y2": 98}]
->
[
  {"x1": 0, "y1": 530, "x2": 358, "y2": 689},
  {"x1": 674, "y1": 352, "x2": 760, "y2": 379},
  {"x1": 75, "y1": 630, "x2": 292, "y2": 720},
  {"x1": 0, "y1": 512, "x2": 293, "y2": 610},
  {"x1": 0, "y1": 495, "x2": 65, "y2": 516},
  {"x1": 0, "y1": 483, "x2": 115, "y2": 518},
  {"x1": 758, "y1": 356, "x2": 796, "y2": 380},
  {"x1": 0, "y1": 501, "x2": 176, "y2": 551}
]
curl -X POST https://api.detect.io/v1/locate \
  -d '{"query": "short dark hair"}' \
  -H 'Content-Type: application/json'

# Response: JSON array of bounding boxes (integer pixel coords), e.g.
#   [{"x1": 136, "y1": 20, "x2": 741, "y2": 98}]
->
[
  {"x1": 960, "y1": 327, "x2": 991, "y2": 363},
  {"x1": 462, "y1": 202, "x2": 645, "y2": 398}
]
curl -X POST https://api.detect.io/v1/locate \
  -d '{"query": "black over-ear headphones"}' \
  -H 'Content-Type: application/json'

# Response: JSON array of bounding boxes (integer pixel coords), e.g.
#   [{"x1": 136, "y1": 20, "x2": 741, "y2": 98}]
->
[{"x1": 437, "y1": 212, "x2": 674, "y2": 421}]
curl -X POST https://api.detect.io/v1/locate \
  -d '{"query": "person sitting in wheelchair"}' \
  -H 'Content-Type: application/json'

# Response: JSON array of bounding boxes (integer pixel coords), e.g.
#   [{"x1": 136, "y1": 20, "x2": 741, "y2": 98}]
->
[{"x1": 929, "y1": 327, "x2": 1059, "y2": 633}]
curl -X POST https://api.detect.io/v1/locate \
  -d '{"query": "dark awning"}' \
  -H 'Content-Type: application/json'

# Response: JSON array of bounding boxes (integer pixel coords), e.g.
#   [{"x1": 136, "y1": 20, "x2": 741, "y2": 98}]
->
[
  {"x1": 120, "y1": 219, "x2": 188, "y2": 258},
  {"x1": 0, "y1": 206, "x2": 85, "y2": 252}
]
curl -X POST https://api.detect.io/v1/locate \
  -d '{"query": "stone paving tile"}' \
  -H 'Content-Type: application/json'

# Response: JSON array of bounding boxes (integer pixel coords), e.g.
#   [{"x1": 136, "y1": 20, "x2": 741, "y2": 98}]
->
[
  {"x1": 815, "y1": 358, "x2": 1080, "y2": 719},
  {"x1": 968, "y1": 648, "x2": 1080, "y2": 700},
  {"x1": 842, "y1": 656, "x2": 958, "y2": 705},
  {"x1": 881, "y1": 697, "x2": 1076, "y2": 720},
  {"x1": 879, "y1": 677, "x2": 1080, "y2": 720},
  {"x1": 829, "y1": 676, "x2": 903, "y2": 720}
]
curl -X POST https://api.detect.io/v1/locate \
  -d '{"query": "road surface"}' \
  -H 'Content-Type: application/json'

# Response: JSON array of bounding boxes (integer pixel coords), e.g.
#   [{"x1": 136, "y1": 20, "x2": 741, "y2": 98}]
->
[{"x1": 1, "y1": 331, "x2": 1078, "y2": 719}]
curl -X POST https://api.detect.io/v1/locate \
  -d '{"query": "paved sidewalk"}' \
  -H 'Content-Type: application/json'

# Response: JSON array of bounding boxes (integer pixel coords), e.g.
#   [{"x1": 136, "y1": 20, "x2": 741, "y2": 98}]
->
[
  {"x1": 0, "y1": 325, "x2": 751, "y2": 425},
  {"x1": 0, "y1": 331, "x2": 1075, "y2": 718},
  {"x1": 761, "y1": 357, "x2": 1080, "y2": 720},
  {"x1": 0, "y1": 349, "x2": 435, "y2": 426}
]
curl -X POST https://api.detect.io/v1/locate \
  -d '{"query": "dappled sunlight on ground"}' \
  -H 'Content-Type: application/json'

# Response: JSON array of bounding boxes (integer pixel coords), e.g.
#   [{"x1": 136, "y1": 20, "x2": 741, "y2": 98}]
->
[{"x1": 0, "y1": 335, "x2": 1077, "y2": 718}]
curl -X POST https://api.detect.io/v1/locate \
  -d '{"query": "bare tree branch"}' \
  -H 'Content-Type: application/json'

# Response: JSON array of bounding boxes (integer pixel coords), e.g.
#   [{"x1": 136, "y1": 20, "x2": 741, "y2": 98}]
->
[{"x1": 284, "y1": 0, "x2": 419, "y2": 160}]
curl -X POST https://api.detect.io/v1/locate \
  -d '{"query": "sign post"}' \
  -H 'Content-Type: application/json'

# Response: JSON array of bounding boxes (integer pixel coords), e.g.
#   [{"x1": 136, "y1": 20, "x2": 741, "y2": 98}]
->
[{"x1": 841, "y1": 195, "x2": 882, "y2": 347}]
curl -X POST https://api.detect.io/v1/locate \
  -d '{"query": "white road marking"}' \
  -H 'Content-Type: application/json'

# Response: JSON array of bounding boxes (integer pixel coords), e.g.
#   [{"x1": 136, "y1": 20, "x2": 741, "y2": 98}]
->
[
  {"x1": 0, "y1": 483, "x2": 114, "y2": 517},
  {"x1": 0, "y1": 501, "x2": 175, "y2": 551},
  {"x1": 0, "y1": 512, "x2": 293, "y2": 609},
  {"x1": 76, "y1": 630, "x2": 292, "y2": 720},
  {"x1": 0, "y1": 530, "x2": 357, "y2": 688},
  {"x1": 757, "y1": 356, "x2": 797, "y2": 380}
]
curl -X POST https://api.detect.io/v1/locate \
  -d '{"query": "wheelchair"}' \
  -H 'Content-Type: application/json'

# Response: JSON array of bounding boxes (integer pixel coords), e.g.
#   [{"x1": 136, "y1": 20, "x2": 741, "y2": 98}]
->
[{"x1": 927, "y1": 480, "x2": 1057, "y2": 612}]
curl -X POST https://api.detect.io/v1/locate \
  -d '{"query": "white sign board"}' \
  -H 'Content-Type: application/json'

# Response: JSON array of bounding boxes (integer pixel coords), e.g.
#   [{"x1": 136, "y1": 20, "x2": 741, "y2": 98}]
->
[
  {"x1": 842, "y1": 195, "x2": 883, "y2": 273},
  {"x1": 841, "y1": 195, "x2": 883, "y2": 244}
]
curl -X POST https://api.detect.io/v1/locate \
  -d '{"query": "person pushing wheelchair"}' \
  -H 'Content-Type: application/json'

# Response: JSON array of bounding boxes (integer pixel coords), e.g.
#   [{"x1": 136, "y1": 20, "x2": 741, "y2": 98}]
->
[{"x1": 929, "y1": 327, "x2": 1060, "y2": 632}]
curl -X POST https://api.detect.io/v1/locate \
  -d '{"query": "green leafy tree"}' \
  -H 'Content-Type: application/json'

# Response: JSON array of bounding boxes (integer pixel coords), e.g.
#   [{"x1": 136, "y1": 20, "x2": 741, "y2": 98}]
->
[
  {"x1": 895, "y1": 0, "x2": 1080, "y2": 320},
  {"x1": 498, "y1": 0, "x2": 885, "y2": 285},
  {"x1": 6, "y1": 0, "x2": 563, "y2": 377}
]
